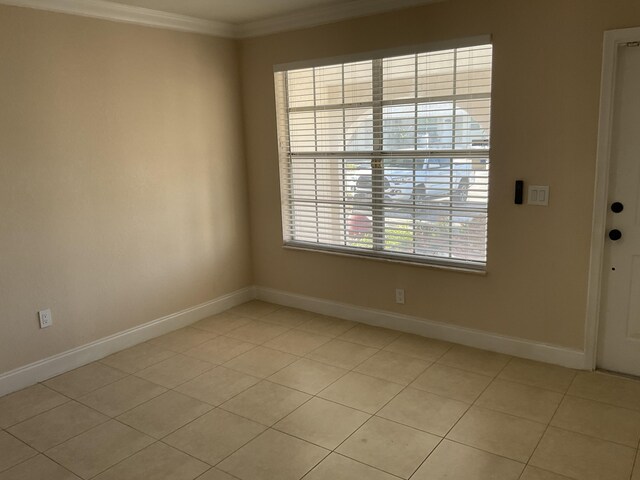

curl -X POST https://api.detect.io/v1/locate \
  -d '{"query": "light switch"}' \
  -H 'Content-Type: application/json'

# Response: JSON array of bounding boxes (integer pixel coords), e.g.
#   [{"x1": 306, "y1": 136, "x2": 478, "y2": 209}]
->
[{"x1": 528, "y1": 185, "x2": 549, "y2": 206}]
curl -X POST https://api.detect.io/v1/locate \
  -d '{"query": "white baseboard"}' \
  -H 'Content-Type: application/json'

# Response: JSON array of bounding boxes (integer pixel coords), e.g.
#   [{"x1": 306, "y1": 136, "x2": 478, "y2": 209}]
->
[
  {"x1": 256, "y1": 287, "x2": 586, "y2": 370},
  {"x1": 0, "y1": 284, "x2": 587, "y2": 397},
  {"x1": 0, "y1": 287, "x2": 255, "y2": 396}
]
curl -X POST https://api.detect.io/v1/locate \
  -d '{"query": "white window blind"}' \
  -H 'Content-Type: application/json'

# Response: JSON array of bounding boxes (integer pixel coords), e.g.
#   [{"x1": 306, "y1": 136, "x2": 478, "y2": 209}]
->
[{"x1": 274, "y1": 42, "x2": 492, "y2": 270}]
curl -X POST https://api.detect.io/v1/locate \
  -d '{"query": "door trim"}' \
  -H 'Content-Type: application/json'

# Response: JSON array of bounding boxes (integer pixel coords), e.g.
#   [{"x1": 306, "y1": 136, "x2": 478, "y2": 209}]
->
[{"x1": 585, "y1": 26, "x2": 640, "y2": 370}]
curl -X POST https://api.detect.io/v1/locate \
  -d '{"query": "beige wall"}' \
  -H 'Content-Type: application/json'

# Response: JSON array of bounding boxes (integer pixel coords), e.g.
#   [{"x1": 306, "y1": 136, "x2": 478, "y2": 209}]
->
[
  {"x1": 240, "y1": 0, "x2": 640, "y2": 350},
  {"x1": 0, "y1": 5, "x2": 252, "y2": 373}
]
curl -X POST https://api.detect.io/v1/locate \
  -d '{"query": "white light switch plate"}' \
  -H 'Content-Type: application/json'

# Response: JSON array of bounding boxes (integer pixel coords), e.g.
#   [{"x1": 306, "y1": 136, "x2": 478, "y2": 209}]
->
[{"x1": 528, "y1": 185, "x2": 549, "y2": 206}]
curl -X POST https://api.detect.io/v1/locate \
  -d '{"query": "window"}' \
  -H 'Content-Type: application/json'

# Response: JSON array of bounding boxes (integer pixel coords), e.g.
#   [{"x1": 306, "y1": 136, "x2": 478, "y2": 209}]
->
[{"x1": 274, "y1": 40, "x2": 492, "y2": 270}]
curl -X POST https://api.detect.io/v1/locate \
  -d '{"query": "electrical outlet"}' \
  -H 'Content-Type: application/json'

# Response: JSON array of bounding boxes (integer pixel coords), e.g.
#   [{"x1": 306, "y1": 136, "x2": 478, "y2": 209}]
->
[
  {"x1": 395, "y1": 288, "x2": 405, "y2": 304},
  {"x1": 38, "y1": 309, "x2": 52, "y2": 329}
]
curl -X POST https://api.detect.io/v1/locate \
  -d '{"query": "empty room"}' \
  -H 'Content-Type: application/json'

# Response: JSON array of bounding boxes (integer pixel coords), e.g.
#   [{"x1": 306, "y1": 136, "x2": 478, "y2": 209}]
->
[{"x1": 2, "y1": 0, "x2": 640, "y2": 479}]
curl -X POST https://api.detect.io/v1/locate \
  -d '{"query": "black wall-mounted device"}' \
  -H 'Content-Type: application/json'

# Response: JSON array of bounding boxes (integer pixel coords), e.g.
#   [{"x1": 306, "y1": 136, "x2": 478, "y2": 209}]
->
[{"x1": 515, "y1": 180, "x2": 524, "y2": 205}]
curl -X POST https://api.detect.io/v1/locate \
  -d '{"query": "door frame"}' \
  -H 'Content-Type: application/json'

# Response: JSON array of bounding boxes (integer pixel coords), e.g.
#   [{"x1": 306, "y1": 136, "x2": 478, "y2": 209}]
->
[{"x1": 585, "y1": 26, "x2": 640, "y2": 370}]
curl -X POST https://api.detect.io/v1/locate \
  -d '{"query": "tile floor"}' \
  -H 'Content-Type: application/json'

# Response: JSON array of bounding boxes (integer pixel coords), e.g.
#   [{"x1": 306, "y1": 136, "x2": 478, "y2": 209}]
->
[{"x1": 1, "y1": 300, "x2": 640, "y2": 480}]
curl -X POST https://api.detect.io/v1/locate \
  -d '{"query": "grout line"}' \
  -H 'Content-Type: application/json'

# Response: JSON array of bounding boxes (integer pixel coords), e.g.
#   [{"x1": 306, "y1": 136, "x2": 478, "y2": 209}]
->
[
  {"x1": 0, "y1": 392, "x2": 72, "y2": 431},
  {"x1": 38, "y1": 423, "x2": 145, "y2": 479},
  {"x1": 305, "y1": 336, "x2": 455, "y2": 477},
  {"x1": 630, "y1": 442, "x2": 639, "y2": 480},
  {"x1": 196, "y1": 467, "x2": 243, "y2": 480},
  {"x1": 300, "y1": 451, "x2": 406, "y2": 479},
  {"x1": 405, "y1": 354, "x2": 515, "y2": 479},
  {"x1": 0, "y1": 430, "x2": 39, "y2": 473},
  {"x1": 43, "y1": 367, "x2": 132, "y2": 400},
  {"x1": 515, "y1": 373, "x2": 570, "y2": 480}
]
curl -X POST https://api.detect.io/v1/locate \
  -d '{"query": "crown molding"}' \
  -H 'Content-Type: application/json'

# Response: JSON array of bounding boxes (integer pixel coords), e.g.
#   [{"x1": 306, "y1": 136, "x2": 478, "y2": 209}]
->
[
  {"x1": 0, "y1": 0, "x2": 236, "y2": 37},
  {"x1": 236, "y1": 0, "x2": 447, "y2": 38},
  {"x1": 0, "y1": 0, "x2": 446, "y2": 39},
  {"x1": 237, "y1": 0, "x2": 445, "y2": 38}
]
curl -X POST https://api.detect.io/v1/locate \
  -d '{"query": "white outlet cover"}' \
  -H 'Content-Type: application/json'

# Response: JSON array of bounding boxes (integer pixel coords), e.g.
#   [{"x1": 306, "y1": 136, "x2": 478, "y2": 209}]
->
[
  {"x1": 528, "y1": 185, "x2": 549, "y2": 206},
  {"x1": 38, "y1": 309, "x2": 52, "y2": 328}
]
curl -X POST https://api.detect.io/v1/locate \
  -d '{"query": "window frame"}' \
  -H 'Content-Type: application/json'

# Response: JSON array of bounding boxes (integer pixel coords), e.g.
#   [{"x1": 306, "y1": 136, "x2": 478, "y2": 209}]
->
[{"x1": 274, "y1": 36, "x2": 493, "y2": 272}]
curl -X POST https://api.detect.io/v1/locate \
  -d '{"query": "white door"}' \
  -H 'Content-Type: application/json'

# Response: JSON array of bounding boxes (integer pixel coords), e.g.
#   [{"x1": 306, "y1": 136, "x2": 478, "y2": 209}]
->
[{"x1": 598, "y1": 42, "x2": 640, "y2": 376}]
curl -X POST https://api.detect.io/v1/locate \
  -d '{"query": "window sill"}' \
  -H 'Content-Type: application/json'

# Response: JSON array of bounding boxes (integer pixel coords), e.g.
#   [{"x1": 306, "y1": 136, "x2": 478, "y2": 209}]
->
[{"x1": 282, "y1": 242, "x2": 487, "y2": 275}]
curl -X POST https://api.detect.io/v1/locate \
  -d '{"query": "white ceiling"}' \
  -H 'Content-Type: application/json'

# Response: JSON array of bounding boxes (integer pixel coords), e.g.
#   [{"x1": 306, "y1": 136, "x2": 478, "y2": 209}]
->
[
  {"x1": 105, "y1": 0, "x2": 349, "y2": 24},
  {"x1": 0, "y1": 0, "x2": 443, "y2": 37}
]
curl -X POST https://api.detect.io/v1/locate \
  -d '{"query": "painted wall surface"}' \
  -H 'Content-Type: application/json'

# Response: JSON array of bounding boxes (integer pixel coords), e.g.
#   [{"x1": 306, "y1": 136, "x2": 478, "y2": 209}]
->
[
  {"x1": 0, "y1": 5, "x2": 252, "y2": 373},
  {"x1": 240, "y1": 0, "x2": 640, "y2": 350}
]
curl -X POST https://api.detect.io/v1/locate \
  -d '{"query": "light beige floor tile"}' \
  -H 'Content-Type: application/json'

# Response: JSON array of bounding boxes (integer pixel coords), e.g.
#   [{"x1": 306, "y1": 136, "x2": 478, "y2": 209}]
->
[
  {"x1": 0, "y1": 431, "x2": 37, "y2": 472},
  {"x1": 78, "y1": 375, "x2": 166, "y2": 416},
  {"x1": 44, "y1": 362, "x2": 127, "y2": 398},
  {"x1": 411, "y1": 364, "x2": 492, "y2": 403},
  {"x1": 225, "y1": 321, "x2": 290, "y2": 345},
  {"x1": 217, "y1": 429, "x2": 329, "y2": 480},
  {"x1": 568, "y1": 372, "x2": 640, "y2": 411},
  {"x1": 383, "y1": 334, "x2": 452, "y2": 361},
  {"x1": 296, "y1": 315, "x2": 356, "y2": 337},
  {"x1": 94, "y1": 442, "x2": 209, "y2": 480},
  {"x1": 261, "y1": 307, "x2": 317, "y2": 328},
  {"x1": 148, "y1": 328, "x2": 215, "y2": 353},
  {"x1": 194, "y1": 468, "x2": 238, "y2": 480},
  {"x1": 0, "y1": 454, "x2": 80, "y2": 480},
  {"x1": 224, "y1": 346, "x2": 297, "y2": 378},
  {"x1": 274, "y1": 397, "x2": 370, "y2": 449},
  {"x1": 228, "y1": 300, "x2": 280, "y2": 319},
  {"x1": 8, "y1": 401, "x2": 107, "y2": 451},
  {"x1": 318, "y1": 372, "x2": 403, "y2": 414},
  {"x1": 100, "y1": 343, "x2": 175, "y2": 374},
  {"x1": 411, "y1": 439, "x2": 524, "y2": 480},
  {"x1": 135, "y1": 354, "x2": 213, "y2": 388},
  {"x1": 377, "y1": 387, "x2": 468, "y2": 436},
  {"x1": 338, "y1": 324, "x2": 401, "y2": 349},
  {"x1": 520, "y1": 466, "x2": 575, "y2": 480},
  {"x1": 337, "y1": 416, "x2": 439, "y2": 479},
  {"x1": 447, "y1": 406, "x2": 546, "y2": 462},
  {"x1": 498, "y1": 358, "x2": 577, "y2": 393},
  {"x1": 117, "y1": 391, "x2": 213, "y2": 439},
  {"x1": 530, "y1": 426, "x2": 636, "y2": 480},
  {"x1": 0, "y1": 384, "x2": 67, "y2": 429},
  {"x1": 306, "y1": 339, "x2": 377, "y2": 370},
  {"x1": 551, "y1": 395, "x2": 640, "y2": 447},
  {"x1": 45, "y1": 420, "x2": 153, "y2": 479},
  {"x1": 437, "y1": 346, "x2": 511, "y2": 377},
  {"x1": 304, "y1": 453, "x2": 399, "y2": 480},
  {"x1": 183, "y1": 336, "x2": 255, "y2": 364},
  {"x1": 475, "y1": 379, "x2": 563, "y2": 423},
  {"x1": 220, "y1": 381, "x2": 310, "y2": 426},
  {"x1": 268, "y1": 358, "x2": 347, "y2": 395},
  {"x1": 355, "y1": 350, "x2": 431, "y2": 385},
  {"x1": 191, "y1": 312, "x2": 251, "y2": 335},
  {"x1": 164, "y1": 409, "x2": 266, "y2": 465},
  {"x1": 175, "y1": 366, "x2": 260, "y2": 405},
  {"x1": 264, "y1": 330, "x2": 331, "y2": 356}
]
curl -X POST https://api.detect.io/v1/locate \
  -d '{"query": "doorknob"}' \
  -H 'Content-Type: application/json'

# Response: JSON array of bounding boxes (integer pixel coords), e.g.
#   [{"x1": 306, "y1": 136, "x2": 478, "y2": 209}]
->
[
  {"x1": 609, "y1": 229, "x2": 622, "y2": 241},
  {"x1": 611, "y1": 202, "x2": 624, "y2": 213}
]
